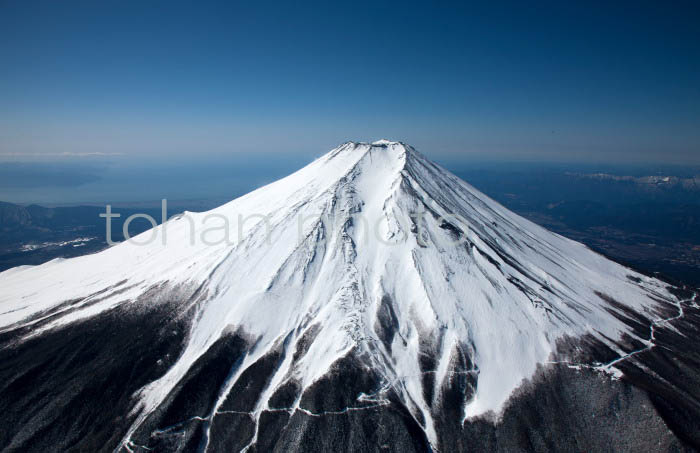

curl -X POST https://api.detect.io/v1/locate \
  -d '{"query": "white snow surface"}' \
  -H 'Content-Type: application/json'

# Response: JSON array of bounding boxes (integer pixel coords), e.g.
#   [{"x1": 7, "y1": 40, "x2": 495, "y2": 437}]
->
[{"x1": 0, "y1": 141, "x2": 677, "y2": 446}]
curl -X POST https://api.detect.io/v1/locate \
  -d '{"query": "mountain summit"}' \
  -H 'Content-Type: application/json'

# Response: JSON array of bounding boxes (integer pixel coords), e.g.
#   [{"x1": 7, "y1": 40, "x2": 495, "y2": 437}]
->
[{"x1": 0, "y1": 141, "x2": 698, "y2": 452}]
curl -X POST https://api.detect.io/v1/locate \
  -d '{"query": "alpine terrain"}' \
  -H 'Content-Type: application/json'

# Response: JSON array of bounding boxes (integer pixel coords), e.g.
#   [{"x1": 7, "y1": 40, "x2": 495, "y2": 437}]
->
[{"x1": 0, "y1": 140, "x2": 699, "y2": 452}]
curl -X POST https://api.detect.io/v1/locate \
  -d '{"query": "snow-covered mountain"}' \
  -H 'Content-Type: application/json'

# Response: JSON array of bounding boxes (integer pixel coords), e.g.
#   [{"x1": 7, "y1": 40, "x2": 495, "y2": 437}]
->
[{"x1": 0, "y1": 141, "x2": 698, "y2": 452}]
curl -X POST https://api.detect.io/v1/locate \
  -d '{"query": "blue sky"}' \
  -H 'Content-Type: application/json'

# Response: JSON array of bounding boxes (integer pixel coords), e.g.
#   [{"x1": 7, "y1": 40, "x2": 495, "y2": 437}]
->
[{"x1": 1, "y1": 0, "x2": 699, "y2": 164}]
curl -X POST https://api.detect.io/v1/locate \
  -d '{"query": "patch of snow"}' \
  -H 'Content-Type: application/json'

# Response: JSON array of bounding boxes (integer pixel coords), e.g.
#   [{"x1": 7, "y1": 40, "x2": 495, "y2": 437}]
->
[{"x1": 19, "y1": 236, "x2": 97, "y2": 252}]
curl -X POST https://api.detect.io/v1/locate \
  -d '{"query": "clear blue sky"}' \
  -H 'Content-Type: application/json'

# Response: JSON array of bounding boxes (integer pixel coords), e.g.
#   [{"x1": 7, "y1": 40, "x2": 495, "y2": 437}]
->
[{"x1": 1, "y1": 0, "x2": 699, "y2": 163}]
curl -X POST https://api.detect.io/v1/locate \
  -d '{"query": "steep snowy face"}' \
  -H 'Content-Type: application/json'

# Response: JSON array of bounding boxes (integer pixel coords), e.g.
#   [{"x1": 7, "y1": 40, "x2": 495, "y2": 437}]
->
[{"x1": 0, "y1": 141, "x2": 678, "y2": 447}]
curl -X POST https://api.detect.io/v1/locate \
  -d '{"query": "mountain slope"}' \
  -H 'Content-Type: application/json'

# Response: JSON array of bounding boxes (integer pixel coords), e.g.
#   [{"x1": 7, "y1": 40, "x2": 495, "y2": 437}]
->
[{"x1": 0, "y1": 141, "x2": 697, "y2": 452}]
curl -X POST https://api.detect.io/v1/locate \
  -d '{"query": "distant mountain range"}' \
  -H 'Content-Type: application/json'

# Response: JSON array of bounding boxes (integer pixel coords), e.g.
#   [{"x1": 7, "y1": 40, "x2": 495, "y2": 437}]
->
[
  {"x1": 0, "y1": 201, "x2": 157, "y2": 271},
  {"x1": 569, "y1": 172, "x2": 700, "y2": 191}
]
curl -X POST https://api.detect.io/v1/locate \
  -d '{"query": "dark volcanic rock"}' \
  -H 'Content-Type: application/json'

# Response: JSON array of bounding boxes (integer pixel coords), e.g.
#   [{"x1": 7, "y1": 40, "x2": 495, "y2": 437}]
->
[
  {"x1": 0, "y1": 299, "x2": 189, "y2": 452},
  {"x1": 1, "y1": 283, "x2": 699, "y2": 453}
]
